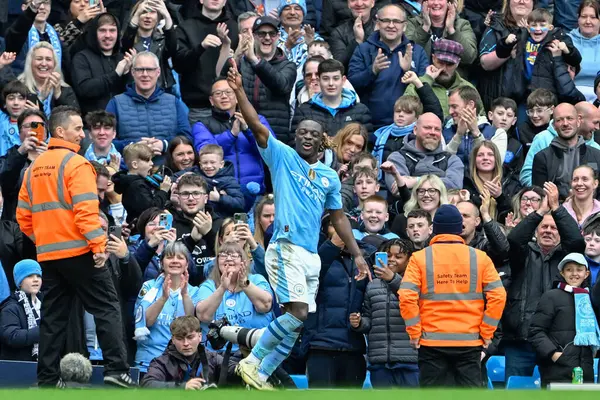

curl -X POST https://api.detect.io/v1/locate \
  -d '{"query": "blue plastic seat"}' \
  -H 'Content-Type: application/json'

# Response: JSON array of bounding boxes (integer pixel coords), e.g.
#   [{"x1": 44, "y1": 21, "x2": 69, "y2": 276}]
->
[
  {"x1": 362, "y1": 370, "x2": 372, "y2": 389},
  {"x1": 506, "y1": 375, "x2": 541, "y2": 389},
  {"x1": 290, "y1": 374, "x2": 308, "y2": 389},
  {"x1": 486, "y1": 356, "x2": 506, "y2": 382},
  {"x1": 487, "y1": 377, "x2": 494, "y2": 389}
]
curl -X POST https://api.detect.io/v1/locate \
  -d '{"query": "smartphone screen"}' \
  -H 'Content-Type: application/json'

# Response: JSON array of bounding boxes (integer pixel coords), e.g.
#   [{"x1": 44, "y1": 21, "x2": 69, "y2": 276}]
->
[
  {"x1": 233, "y1": 213, "x2": 248, "y2": 225},
  {"x1": 375, "y1": 252, "x2": 388, "y2": 268}
]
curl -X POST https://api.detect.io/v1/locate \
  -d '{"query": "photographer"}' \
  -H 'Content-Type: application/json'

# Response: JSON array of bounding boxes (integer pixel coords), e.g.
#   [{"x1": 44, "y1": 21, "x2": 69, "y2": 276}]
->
[{"x1": 141, "y1": 316, "x2": 239, "y2": 389}]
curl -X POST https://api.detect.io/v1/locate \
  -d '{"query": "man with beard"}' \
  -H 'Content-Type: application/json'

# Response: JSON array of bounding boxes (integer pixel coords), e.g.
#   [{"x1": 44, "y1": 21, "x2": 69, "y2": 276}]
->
[
  {"x1": 532, "y1": 103, "x2": 600, "y2": 200},
  {"x1": 167, "y1": 173, "x2": 221, "y2": 285},
  {"x1": 403, "y1": 39, "x2": 475, "y2": 118},
  {"x1": 216, "y1": 16, "x2": 296, "y2": 144},
  {"x1": 384, "y1": 112, "x2": 464, "y2": 190}
]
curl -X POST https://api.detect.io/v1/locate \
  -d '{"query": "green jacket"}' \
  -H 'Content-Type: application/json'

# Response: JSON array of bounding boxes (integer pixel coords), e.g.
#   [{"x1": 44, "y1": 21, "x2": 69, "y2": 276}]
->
[
  {"x1": 404, "y1": 15, "x2": 477, "y2": 79},
  {"x1": 403, "y1": 73, "x2": 475, "y2": 118}
]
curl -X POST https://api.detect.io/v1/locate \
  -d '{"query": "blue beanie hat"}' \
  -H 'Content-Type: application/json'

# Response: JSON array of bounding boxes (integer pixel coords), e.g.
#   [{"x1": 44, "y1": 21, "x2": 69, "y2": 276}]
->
[
  {"x1": 432, "y1": 204, "x2": 463, "y2": 236},
  {"x1": 13, "y1": 259, "x2": 42, "y2": 289},
  {"x1": 278, "y1": 0, "x2": 307, "y2": 17}
]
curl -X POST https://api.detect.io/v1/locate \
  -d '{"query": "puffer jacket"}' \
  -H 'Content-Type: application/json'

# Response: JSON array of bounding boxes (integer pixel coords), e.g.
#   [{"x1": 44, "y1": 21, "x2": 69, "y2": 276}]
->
[
  {"x1": 193, "y1": 108, "x2": 274, "y2": 194},
  {"x1": 71, "y1": 13, "x2": 127, "y2": 115},
  {"x1": 477, "y1": 18, "x2": 529, "y2": 111},
  {"x1": 504, "y1": 206, "x2": 585, "y2": 341},
  {"x1": 238, "y1": 50, "x2": 296, "y2": 145},
  {"x1": 106, "y1": 84, "x2": 192, "y2": 153},
  {"x1": 302, "y1": 240, "x2": 375, "y2": 353},
  {"x1": 319, "y1": 0, "x2": 390, "y2": 39},
  {"x1": 353, "y1": 274, "x2": 417, "y2": 365},
  {"x1": 348, "y1": 32, "x2": 429, "y2": 128},
  {"x1": 405, "y1": 14, "x2": 477, "y2": 79},
  {"x1": 528, "y1": 284, "x2": 595, "y2": 386},
  {"x1": 111, "y1": 171, "x2": 170, "y2": 223},
  {"x1": 568, "y1": 29, "x2": 600, "y2": 90},
  {"x1": 0, "y1": 292, "x2": 42, "y2": 361},
  {"x1": 291, "y1": 89, "x2": 373, "y2": 136},
  {"x1": 530, "y1": 28, "x2": 585, "y2": 105},
  {"x1": 329, "y1": 12, "x2": 377, "y2": 69}
]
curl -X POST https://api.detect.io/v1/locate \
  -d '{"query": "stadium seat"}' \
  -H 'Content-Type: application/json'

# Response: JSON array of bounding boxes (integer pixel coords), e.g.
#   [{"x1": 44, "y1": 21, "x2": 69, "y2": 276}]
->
[
  {"x1": 290, "y1": 374, "x2": 308, "y2": 389},
  {"x1": 487, "y1": 377, "x2": 494, "y2": 389},
  {"x1": 506, "y1": 375, "x2": 541, "y2": 389},
  {"x1": 0, "y1": 360, "x2": 140, "y2": 387},
  {"x1": 486, "y1": 356, "x2": 506, "y2": 382}
]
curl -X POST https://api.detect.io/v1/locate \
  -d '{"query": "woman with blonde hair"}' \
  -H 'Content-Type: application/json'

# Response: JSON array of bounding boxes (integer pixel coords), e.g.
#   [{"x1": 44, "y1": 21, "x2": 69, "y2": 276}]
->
[
  {"x1": 196, "y1": 241, "x2": 274, "y2": 352},
  {"x1": 332, "y1": 123, "x2": 368, "y2": 180},
  {"x1": 464, "y1": 140, "x2": 511, "y2": 219},
  {"x1": 391, "y1": 174, "x2": 449, "y2": 237},
  {"x1": 254, "y1": 194, "x2": 275, "y2": 249},
  {"x1": 19, "y1": 42, "x2": 78, "y2": 116}
]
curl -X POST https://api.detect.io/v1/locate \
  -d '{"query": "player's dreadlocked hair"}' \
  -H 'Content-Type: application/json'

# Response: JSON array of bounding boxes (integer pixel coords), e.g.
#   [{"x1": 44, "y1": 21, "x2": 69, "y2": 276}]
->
[{"x1": 320, "y1": 133, "x2": 335, "y2": 152}]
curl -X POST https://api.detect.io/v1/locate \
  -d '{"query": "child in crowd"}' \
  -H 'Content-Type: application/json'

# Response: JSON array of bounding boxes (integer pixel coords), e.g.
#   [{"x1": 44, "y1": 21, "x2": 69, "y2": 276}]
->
[
  {"x1": 583, "y1": 223, "x2": 600, "y2": 286},
  {"x1": 197, "y1": 144, "x2": 245, "y2": 218},
  {"x1": 0, "y1": 81, "x2": 29, "y2": 157},
  {"x1": 84, "y1": 110, "x2": 121, "y2": 167},
  {"x1": 349, "y1": 239, "x2": 418, "y2": 388},
  {"x1": 406, "y1": 209, "x2": 432, "y2": 250},
  {"x1": 345, "y1": 167, "x2": 380, "y2": 219},
  {"x1": 112, "y1": 143, "x2": 172, "y2": 223},
  {"x1": 341, "y1": 152, "x2": 379, "y2": 210},
  {"x1": 307, "y1": 40, "x2": 332, "y2": 59},
  {"x1": 517, "y1": 89, "x2": 556, "y2": 155},
  {"x1": 371, "y1": 71, "x2": 443, "y2": 180},
  {"x1": 352, "y1": 195, "x2": 399, "y2": 240},
  {"x1": 529, "y1": 253, "x2": 599, "y2": 387},
  {"x1": 0, "y1": 259, "x2": 42, "y2": 361}
]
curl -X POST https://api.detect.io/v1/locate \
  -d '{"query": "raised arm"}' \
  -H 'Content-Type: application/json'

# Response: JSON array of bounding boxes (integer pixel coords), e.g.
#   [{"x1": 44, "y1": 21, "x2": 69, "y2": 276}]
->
[{"x1": 227, "y1": 60, "x2": 270, "y2": 148}]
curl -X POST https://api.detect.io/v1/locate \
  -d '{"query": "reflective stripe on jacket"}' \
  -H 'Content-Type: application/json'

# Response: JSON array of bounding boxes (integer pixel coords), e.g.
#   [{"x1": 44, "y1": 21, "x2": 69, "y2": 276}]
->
[
  {"x1": 16, "y1": 138, "x2": 106, "y2": 262},
  {"x1": 398, "y1": 234, "x2": 506, "y2": 347}
]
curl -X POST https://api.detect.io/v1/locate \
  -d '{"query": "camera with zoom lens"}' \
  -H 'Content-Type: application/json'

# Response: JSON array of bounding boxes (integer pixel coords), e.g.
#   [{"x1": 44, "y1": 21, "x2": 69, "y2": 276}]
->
[{"x1": 207, "y1": 316, "x2": 230, "y2": 350}]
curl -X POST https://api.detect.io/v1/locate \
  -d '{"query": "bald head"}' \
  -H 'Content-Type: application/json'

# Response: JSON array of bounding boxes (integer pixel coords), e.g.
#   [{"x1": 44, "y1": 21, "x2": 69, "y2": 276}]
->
[
  {"x1": 575, "y1": 101, "x2": 600, "y2": 139},
  {"x1": 414, "y1": 112, "x2": 442, "y2": 152},
  {"x1": 553, "y1": 103, "x2": 580, "y2": 141}
]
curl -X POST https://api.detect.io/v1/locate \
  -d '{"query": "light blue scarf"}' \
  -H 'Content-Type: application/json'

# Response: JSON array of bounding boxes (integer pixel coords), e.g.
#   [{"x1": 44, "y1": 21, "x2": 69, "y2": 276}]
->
[
  {"x1": 559, "y1": 282, "x2": 600, "y2": 351},
  {"x1": 84, "y1": 143, "x2": 122, "y2": 166},
  {"x1": 134, "y1": 274, "x2": 165, "y2": 342},
  {"x1": 372, "y1": 122, "x2": 415, "y2": 180},
  {"x1": 27, "y1": 25, "x2": 62, "y2": 68}
]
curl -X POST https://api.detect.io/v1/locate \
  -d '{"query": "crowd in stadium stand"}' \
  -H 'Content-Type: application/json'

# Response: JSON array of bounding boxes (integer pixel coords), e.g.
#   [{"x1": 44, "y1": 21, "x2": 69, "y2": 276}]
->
[{"x1": 1, "y1": 0, "x2": 600, "y2": 390}]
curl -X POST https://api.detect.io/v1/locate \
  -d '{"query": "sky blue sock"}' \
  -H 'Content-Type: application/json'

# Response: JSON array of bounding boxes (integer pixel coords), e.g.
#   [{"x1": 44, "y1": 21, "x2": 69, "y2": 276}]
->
[
  {"x1": 258, "y1": 331, "x2": 300, "y2": 378},
  {"x1": 251, "y1": 312, "x2": 303, "y2": 361}
]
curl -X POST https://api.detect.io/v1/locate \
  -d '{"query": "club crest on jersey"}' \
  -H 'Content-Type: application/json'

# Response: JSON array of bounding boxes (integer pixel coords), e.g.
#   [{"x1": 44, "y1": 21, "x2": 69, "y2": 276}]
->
[
  {"x1": 308, "y1": 168, "x2": 316, "y2": 180},
  {"x1": 321, "y1": 177, "x2": 329, "y2": 188}
]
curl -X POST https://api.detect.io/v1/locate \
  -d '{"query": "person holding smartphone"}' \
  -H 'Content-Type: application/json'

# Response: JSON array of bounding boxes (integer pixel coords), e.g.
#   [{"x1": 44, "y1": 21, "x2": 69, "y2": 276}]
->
[{"x1": 349, "y1": 239, "x2": 418, "y2": 388}]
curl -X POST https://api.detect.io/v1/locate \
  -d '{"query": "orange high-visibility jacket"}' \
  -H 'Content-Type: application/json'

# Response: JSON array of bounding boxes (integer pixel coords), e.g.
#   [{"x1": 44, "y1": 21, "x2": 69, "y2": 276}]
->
[
  {"x1": 399, "y1": 234, "x2": 507, "y2": 347},
  {"x1": 16, "y1": 138, "x2": 106, "y2": 262}
]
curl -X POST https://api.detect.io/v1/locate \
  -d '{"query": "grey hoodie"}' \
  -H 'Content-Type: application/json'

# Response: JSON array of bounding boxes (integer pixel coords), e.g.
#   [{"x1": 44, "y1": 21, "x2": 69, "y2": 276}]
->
[
  {"x1": 385, "y1": 137, "x2": 464, "y2": 190},
  {"x1": 551, "y1": 136, "x2": 584, "y2": 195}
]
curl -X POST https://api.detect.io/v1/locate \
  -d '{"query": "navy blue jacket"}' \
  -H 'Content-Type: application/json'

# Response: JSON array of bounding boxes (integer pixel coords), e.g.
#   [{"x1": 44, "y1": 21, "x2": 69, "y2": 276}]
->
[
  {"x1": 179, "y1": 162, "x2": 245, "y2": 219},
  {"x1": 442, "y1": 122, "x2": 498, "y2": 166},
  {"x1": 348, "y1": 32, "x2": 429, "y2": 127},
  {"x1": 107, "y1": 84, "x2": 192, "y2": 154},
  {"x1": 0, "y1": 292, "x2": 42, "y2": 361},
  {"x1": 303, "y1": 240, "x2": 375, "y2": 353}
]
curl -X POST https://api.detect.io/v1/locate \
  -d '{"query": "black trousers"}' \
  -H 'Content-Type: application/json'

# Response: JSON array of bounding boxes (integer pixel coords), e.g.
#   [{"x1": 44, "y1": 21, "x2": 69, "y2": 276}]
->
[
  {"x1": 418, "y1": 345, "x2": 483, "y2": 388},
  {"x1": 38, "y1": 252, "x2": 129, "y2": 386},
  {"x1": 306, "y1": 349, "x2": 366, "y2": 388}
]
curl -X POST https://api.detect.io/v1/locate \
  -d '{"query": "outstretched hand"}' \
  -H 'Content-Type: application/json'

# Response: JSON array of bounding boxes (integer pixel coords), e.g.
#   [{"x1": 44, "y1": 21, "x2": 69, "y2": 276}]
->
[{"x1": 227, "y1": 59, "x2": 242, "y2": 91}]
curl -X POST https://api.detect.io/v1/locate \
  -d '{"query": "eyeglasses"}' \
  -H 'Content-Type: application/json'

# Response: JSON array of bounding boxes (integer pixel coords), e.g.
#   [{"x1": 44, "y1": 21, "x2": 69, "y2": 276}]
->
[
  {"x1": 219, "y1": 252, "x2": 242, "y2": 260},
  {"x1": 521, "y1": 196, "x2": 542, "y2": 204},
  {"x1": 22, "y1": 122, "x2": 46, "y2": 129},
  {"x1": 132, "y1": 67, "x2": 158, "y2": 74},
  {"x1": 526, "y1": 107, "x2": 551, "y2": 116},
  {"x1": 416, "y1": 188, "x2": 439, "y2": 196},
  {"x1": 377, "y1": 18, "x2": 406, "y2": 26},
  {"x1": 255, "y1": 31, "x2": 278, "y2": 39},
  {"x1": 211, "y1": 89, "x2": 234, "y2": 98},
  {"x1": 179, "y1": 191, "x2": 206, "y2": 199}
]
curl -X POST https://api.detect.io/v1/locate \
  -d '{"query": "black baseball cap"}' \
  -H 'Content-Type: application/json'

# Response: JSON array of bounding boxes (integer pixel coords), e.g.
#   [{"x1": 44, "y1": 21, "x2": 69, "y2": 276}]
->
[{"x1": 252, "y1": 16, "x2": 280, "y2": 32}]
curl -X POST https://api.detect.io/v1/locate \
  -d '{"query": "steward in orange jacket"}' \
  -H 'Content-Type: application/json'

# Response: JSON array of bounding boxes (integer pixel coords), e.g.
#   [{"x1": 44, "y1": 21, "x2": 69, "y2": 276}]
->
[
  {"x1": 399, "y1": 204, "x2": 506, "y2": 387},
  {"x1": 16, "y1": 137, "x2": 106, "y2": 262}
]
